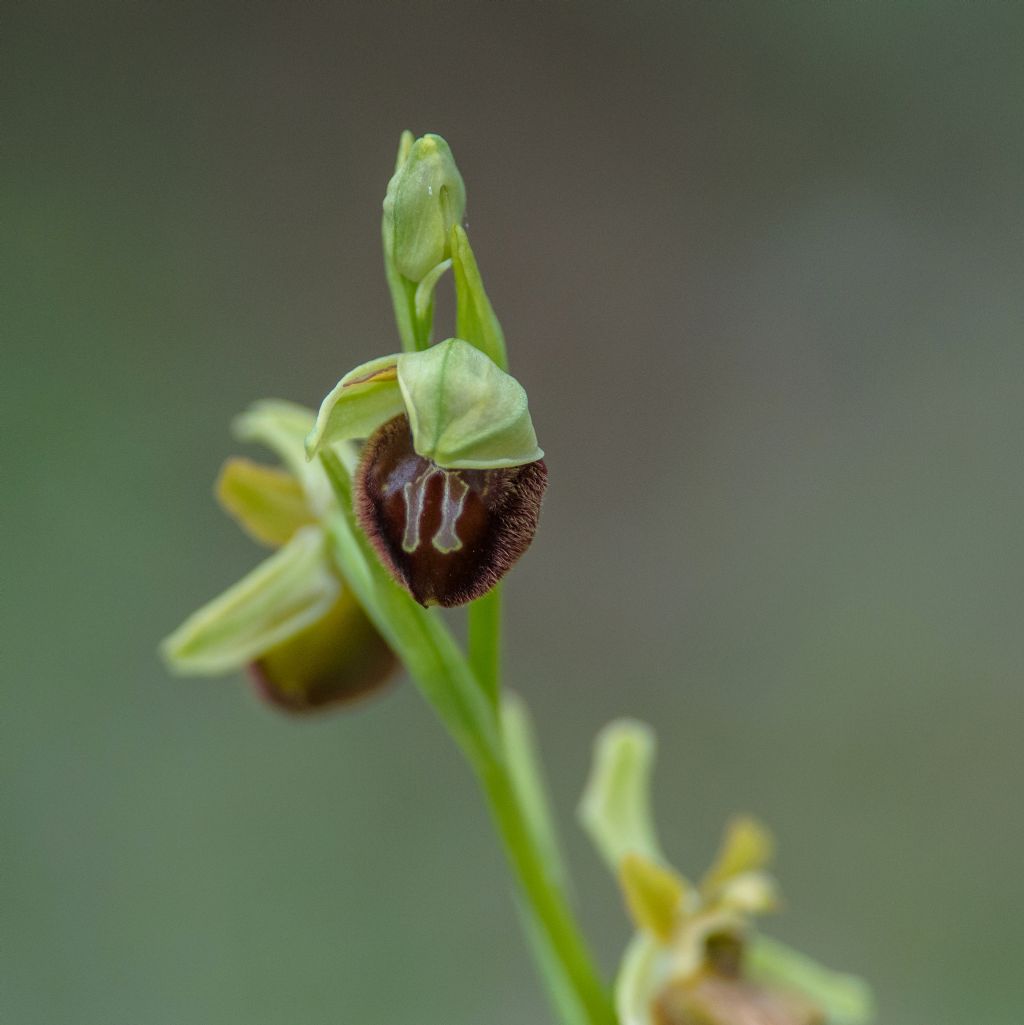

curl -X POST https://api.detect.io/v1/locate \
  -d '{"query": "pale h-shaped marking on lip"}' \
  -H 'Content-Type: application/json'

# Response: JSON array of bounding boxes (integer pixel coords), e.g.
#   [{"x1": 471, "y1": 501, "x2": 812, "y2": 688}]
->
[{"x1": 401, "y1": 465, "x2": 470, "y2": 555}]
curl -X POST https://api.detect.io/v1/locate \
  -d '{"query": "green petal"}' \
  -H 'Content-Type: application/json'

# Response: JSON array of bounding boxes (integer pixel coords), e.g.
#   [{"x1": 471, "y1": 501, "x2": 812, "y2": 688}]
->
[
  {"x1": 305, "y1": 354, "x2": 405, "y2": 460},
  {"x1": 578, "y1": 719, "x2": 666, "y2": 873},
  {"x1": 215, "y1": 458, "x2": 315, "y2": 548},
  {"x1": 398, "y1": 338, "x2": 543, "y2": 469},
  {"x1": 450, "y1": 224, "x2": 508, "y2": 371},
  {"x1": 160, "y1": 526, "x2": 339, "y2": 675},
  {"x1": 747, "y1": 935, "x2": 875, "y2": 1025}
]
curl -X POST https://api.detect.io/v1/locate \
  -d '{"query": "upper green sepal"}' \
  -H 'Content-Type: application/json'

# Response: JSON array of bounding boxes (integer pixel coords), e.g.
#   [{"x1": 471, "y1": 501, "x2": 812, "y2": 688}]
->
[
  {"x1": 400, "y1": 338, "x2": 542, "y2": 468},
  {"x1": 306, "y1": 339, "x2": 543, "y2": 470},
  {"x1": 383, "y1": 133, "x2": 466, "y2": 283}
]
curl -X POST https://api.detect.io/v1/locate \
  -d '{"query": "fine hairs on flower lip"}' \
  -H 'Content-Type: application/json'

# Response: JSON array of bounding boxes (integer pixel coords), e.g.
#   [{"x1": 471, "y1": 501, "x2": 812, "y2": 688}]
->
[{"x1": 355, "y1": 414, "x2": 548, "y2": 608}]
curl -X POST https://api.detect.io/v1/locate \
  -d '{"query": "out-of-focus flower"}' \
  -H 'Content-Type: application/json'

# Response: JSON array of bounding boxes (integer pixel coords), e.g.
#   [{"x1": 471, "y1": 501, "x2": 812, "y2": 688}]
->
[
  {"x1": 579, "y1": 721, "x2": 874, "y2": 1025},
  {"x1": 306, "y1": 338, "x2": 547, "y2": 607},
  {"x1": 161, "y1": 401, "x2": 396, "y2": 713}
]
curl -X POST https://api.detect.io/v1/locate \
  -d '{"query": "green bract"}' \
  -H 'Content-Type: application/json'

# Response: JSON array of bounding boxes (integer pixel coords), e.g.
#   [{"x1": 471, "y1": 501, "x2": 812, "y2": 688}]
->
[
  {"x1": 384, "y1": 133, "x2": 466, "y2": 283},
  {"x1": 306, "y1": 338, "x2": 543, "y2": 470}
]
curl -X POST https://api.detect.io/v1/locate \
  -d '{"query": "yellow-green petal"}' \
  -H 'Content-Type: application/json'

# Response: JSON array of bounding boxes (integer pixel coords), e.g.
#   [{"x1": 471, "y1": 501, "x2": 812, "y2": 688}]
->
[
  {"x1": 619, "y1": 853, "x2": 688, "y2": 943},
  {"x1": 160, "y1": 526, "x2": 338, "y2": 675},
  {"x1": 215, "y1": 458, "x2": 315, "y2": 548},
  {"x1": 398, "y1": 338, "x2": 543, "y2": 469},
  {"x1": 701, "y1": 816, "x2": 775, "y2": 897},
  {"x1": 305, "y1": 354, "x2": 404, "y2": 460},
  {"x1": 578, "y1": 719, "x2": 666, "y2": 873}
]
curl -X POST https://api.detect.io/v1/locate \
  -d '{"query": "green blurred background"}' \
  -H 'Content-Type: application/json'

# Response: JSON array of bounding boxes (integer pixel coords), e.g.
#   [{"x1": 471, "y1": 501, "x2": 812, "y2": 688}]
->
[{"x1": 4, "y1": 3, "x2": 1023, "y2": 1023}]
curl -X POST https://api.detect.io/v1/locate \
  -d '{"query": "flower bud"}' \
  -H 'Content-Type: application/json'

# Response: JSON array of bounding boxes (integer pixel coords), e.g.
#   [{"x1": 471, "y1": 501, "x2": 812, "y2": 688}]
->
[
  {"x1": 355, "y1": 414, "x2": 547, "y2": 607},
  {"x1": 384, "y1": 133, "x2": 466, "y2": 282}
]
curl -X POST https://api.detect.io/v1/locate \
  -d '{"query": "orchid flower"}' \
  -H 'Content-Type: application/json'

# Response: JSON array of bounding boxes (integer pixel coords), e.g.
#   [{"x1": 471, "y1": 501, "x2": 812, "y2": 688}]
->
[
  {"x1": 579, "y1": 721, "x2": 874, "y2": 1025},
  {"x1": 160, "y1": 401, "x2": 395, "y2": 713}
]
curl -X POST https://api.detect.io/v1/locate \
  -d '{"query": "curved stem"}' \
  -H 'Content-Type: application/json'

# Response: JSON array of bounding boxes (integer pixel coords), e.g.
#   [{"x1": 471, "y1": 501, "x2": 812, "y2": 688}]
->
[
  {"x1": 480, "y1": 759, "x2": 616, "y2": 1025},
  {"x1": 321, "y1": 450, "x2": 614, "y2": 1025}
]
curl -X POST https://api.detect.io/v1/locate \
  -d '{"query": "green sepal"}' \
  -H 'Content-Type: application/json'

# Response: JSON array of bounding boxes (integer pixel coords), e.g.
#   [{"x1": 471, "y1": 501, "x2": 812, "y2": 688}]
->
[
  {"x1": 578, "y1": 719, "x2": 666, "y2": 873},
  {"x1": 304, "y1": 355, "x2": 404, "y2": 460},
  {"x1": 450, "y1": 224, "x2": 508, "y2": 370},
  {"x1": 383, "y1": 133, "x2": 466, "y2": 283},
  {"x1": 398, "y1": 338, "x2": 543, "y2": 468},
  {"x1": 160, "y1": 526, "x2": 339, "y2": 675},
  {"x1": 233, "y1": 400, "x2": 335, "y2": 516},
  {"x1": 233, "y1": 399, "x2": 314, "y2": 478},
  {"x1": 215, "y1": 458, "x2": 315, "y2": 548},
  {"x1": 747, "y1": 935, "x2": 875, "y2": 1025}
]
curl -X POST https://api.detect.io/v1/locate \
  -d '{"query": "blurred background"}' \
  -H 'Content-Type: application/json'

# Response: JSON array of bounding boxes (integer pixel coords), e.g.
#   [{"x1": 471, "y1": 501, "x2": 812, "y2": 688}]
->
[{"x1": 4, "y1": 3, "x2": 1023, "y2": 1023}]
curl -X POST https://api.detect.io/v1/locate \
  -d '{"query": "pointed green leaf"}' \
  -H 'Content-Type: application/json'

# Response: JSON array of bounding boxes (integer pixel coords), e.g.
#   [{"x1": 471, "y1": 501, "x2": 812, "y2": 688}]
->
[
  {"x1": 747, "y1": 935, "x2": 875, "y2": 1025},
  {"x1": 578, "y1": 719, "x2": 665, "y2": 873},
  {"x1": 398, "y1": 338, "x2": 543, "y2": 469},
  {"x1": 305, "y1": 355, "x2": 405, "y2": 460},
  {"x1": 502, "y1": 691, "x2": 570, "y2": 894},
  {"x1": 215, "y1": 458, "x2": 315, "y2": 548},
  {"x1": 160, "y1": 526, "x2": 338, "y2": 675},
  {"x1": 450, "y1": 224, "x2": 508, "y2": 370}
]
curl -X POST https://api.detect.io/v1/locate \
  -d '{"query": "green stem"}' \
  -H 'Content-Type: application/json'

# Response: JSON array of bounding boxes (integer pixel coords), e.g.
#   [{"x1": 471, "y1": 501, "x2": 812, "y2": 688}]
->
[
  {"x1": 480, "y1": 762, "x2": 616, "y2": 1025},
  {"x1": 320, "y1": 451, "x2": 614, "y2": 1025},
  {"x1": 467, "y1": 584, "x2": 502, "y2": 708}
]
